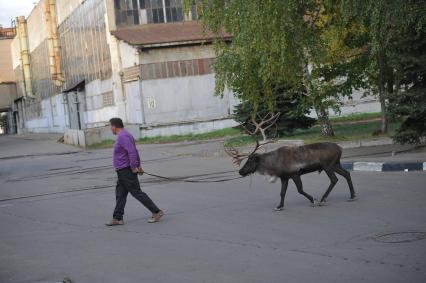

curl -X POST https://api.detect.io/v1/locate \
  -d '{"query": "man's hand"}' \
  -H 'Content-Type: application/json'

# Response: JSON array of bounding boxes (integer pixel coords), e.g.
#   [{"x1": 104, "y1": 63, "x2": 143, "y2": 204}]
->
[{"x1": 132, "y1": 167, "x2": 144, "y2": 175}]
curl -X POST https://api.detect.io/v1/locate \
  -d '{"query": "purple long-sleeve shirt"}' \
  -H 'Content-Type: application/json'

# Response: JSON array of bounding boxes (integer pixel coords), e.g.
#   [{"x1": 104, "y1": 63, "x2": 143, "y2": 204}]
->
[{"x1": 113, "y1": 129, "x2": 140, "y2": 170}]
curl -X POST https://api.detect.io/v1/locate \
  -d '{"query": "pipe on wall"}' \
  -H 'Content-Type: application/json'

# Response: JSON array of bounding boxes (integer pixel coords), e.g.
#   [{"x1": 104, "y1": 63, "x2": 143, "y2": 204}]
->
[
  {"x1": 44, "y1": 0, "x2": 64, "y2": 86},
  {"x1": 44, "y1": 0, "x2": 57, "y2": 82},
  {"x1": 16, "y1": 16, "x2": 34, "y2": 98}
]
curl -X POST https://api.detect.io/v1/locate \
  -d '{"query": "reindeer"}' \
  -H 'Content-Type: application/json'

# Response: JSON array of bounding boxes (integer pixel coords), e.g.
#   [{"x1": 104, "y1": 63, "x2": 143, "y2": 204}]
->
[{"x1": 225, "y1": 141, "x2": 357, "y2": 210}]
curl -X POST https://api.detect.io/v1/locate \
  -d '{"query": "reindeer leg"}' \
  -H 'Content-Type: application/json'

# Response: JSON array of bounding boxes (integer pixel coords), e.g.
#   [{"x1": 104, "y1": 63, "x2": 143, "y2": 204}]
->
[
  {"x1": 320, "y1": 169, "x2": 338, "y2": 204},
  {"x1": 334, "y1": 164, "x2": 357, "y2": 201},
  {"x1": 275, "y1": 177, "x2": 288, "y2": 211},
  {"x1": 292, "y1": 175, "x2": 317, "y2": 206}
]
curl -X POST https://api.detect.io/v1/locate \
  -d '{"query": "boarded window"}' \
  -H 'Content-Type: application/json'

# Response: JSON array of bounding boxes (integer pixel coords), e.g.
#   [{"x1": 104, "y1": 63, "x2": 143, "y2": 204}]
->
[{"x1": 102, "y1": 92, "x2": 114, "y2": 107}]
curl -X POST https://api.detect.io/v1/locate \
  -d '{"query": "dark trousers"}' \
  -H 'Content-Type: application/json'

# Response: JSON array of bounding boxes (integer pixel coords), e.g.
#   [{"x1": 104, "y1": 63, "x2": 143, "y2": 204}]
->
[{"x1": 113, "y1": 167, "x2": 160, "y2": 220}]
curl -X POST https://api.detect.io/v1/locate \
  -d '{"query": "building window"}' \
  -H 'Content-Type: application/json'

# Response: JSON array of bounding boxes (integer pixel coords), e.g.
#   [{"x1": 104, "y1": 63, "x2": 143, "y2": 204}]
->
[
  {"x1": 115, "y1": 0, "x2": 140, "y2": 26},
  {"x1": 116, "y1": 0, "x2": 197, "y2": 26},
  {"x1": 144, "y1": 0, "x2": 165, "y2": 24},
  {"x1": 165, "y1": 0, "x2": 183, "y2": 22}
]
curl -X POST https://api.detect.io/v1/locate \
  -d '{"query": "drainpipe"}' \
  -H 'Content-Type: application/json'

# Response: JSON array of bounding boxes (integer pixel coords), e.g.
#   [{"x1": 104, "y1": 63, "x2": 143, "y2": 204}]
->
[
  {"x1": 16, "y1": 16, "x2": 34, "y2": 98},
  {"x1": 45, "y1": 1, "x2": 56, "y2": 82},
  {"x1": 49, "y1": 0, "x2": 64, "y2": 85},
  {"x1": 116, "y1": 40, "x2": 128, "y2": 122},
  {"x1": 45, "y1": 0, "x2": 64, "y2": 86}
]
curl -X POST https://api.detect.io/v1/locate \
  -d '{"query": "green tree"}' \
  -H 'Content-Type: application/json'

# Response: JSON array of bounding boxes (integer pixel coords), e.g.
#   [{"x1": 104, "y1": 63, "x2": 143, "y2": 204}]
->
[
  {"x1": 185, "y1": 0, "x2": 310, "y2": 115},
  {"x1": 187, "y1": 0, "x2": 367, "y2": 137},
  {"x1": 303, "y1": 4, "x2": 368, "y2": 136},
  {"x1": 338, "y1": 0, "x2": 424, "y2": 134},
  {"x1": 388, "y1": 20, "x2": 426, "y2": 144},
  {"x1": 234, "y1": 85, "x2": 316, "y2": 140}
]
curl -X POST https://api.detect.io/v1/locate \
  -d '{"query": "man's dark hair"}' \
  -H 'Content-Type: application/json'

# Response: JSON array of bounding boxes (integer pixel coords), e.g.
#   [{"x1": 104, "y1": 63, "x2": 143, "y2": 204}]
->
[{"x1": 109, "y1": 118, "x2": 124, "y2": 128}]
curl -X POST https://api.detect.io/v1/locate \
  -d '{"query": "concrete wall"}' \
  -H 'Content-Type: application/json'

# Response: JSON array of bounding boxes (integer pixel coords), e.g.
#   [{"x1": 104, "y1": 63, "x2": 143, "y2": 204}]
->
[
  {"x1": 119, "y1": 40, "x2": 139, "y2": 68},
  {"x1": 26, "y1": 0, "x2": 48, "y2": 53},
  {"x1": 20, "y1": 76, "x2": 121, "y2": 133},
  {"x1": 309, "y1": 89, "x2": 381, "y2": 118},
  {"x1": 82, "y1": 77, "x2": 115, "y2": 127},
  {"x1": 0, "y1": 33, "x2": 16, "y2": 114},
  {"x1": 0, "y1": 38, "x2": 14, "y2": 83},
  {"x1": 141, "y1": 118, "x2": 238, "y2": 138},
  {"x1": 141, "y1": 73, "x2": 233, "y2": 125},
  {"x1": 105, "y1": 25, "x2": 127, "y2": 124},
  {"x1": 20, "y1": 93, "x2": 68, "y2": 133},
  {"x1": 65, "y1": 124, "x2": 141, "y2": 147},
  {"x1": 334, "y1": 90, "x2": 381, "y2": 116},
  {"x1": 139, "y1": 45, "x2": 215, "y2": 64},
  {"x1": 56, "y1": 0, "x2": 84, "y2": 25},
  {"x1": 0, "y1": 83, "x2": 17, "y2": 110},
  {"x1": 124, "y1": 80, "x2": 144, "y2": 124},
  {"x1": 10, "y1": 37, "x2": 20, "y2": 70}
]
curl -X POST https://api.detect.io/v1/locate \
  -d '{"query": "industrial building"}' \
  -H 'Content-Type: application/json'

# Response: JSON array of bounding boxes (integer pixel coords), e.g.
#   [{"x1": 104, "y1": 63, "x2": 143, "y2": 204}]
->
[
  {"x1": 0, "y1": 27, "x2": 17, "y2": 134},
  {"x1": 2, "y1": 0, "x2": 379, "y2": 145},
  {"x1": 6, "y1": 0, "x2": 236, "y2": 146}
]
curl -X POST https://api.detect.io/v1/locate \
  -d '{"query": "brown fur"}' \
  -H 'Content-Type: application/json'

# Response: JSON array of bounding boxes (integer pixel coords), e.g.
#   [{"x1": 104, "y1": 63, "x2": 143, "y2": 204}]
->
[{"x1": 238, "y1": 142, "x2": 356, "y2": 209}]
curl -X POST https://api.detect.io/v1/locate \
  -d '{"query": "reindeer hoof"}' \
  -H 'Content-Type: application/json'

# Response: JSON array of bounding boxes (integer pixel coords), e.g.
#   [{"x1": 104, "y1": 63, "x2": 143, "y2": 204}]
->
[
  {"x1": 311, "y1": 199, "x2": 319, "y2": 207},
  {"x1": 274, "y1": 207, "x2": 284, "y2": 211},
  {"x1": 319, "y1": 200, "x2": 328, "y2": 206},
  {"x1": 347, "y1": 196, "x2": 358, "y2": 202}
]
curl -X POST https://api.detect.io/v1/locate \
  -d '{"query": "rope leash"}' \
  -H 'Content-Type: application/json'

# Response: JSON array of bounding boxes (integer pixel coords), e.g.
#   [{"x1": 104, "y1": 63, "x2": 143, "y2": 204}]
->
[{"x1": 142, "y1": 171, "x2": 245, "y2": 183}]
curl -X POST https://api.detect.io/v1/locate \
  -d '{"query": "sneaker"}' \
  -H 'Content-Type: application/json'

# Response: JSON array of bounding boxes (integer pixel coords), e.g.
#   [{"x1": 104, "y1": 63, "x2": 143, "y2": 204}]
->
[
  {"x1": 105, "y1": 219, "x2": 124, "y2": 226},
  {"x1": 148, "y1": 210, "x2": 164, "y2": 223}
]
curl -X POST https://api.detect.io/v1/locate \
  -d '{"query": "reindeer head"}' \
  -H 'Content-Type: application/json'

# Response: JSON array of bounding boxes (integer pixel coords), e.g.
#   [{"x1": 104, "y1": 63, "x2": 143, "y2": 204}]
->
[
  {"x1": 225, "y1": 140, "x2": 270, "y2": 177},
  {"x1": 239, "y1": 153, "x2": 261, "y2": 176}
]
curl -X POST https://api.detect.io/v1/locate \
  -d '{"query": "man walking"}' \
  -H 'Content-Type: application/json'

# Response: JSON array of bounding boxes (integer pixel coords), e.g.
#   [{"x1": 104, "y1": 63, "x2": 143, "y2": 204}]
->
[{"x1": 106, "y1": 117, "x2": 164, "y2": 226}]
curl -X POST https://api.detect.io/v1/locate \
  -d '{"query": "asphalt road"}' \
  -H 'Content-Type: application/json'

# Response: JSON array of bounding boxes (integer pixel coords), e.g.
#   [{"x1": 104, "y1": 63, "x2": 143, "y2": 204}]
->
[{"x1": 0, "y1": 135, "x2": 425, "y2": 283}]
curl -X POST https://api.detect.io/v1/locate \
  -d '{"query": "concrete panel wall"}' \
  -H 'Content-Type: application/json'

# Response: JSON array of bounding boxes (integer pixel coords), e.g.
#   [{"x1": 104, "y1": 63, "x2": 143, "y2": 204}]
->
[
  {"x1": 120, "y1": 41, "x2": 139, "y2": 69},
  {"x1": 84, "y1": 106, "x2": 118, "y2": 128},
  {"x1": 82, "y1": 77, "x2": 116, "y2": 127},
  {"x1": 332, "y1": 100, "x2": 381, "y2": 116},
  {"x1": 17, "y1": 78, "x2": 117, "y2": 133},
  {"x1": 21, "y1": 93, "x2": 68, "y2": 133},
  {"x1": 106, "y1": 28, "x2": 127, "y2": 123},
  {"x1": 124, "y1": 81, "x2": 144, "y2": 124},
  {"x1": 56, "y1": 0, "x2": 84, "y2": 25},
  {"x1": 64, "y1": 128, "x2": 86, "y2": 147},
  {"x1": 84, "y1": 78, "x2": 113, "y2": 108},
  {"x1": 141, "y1": 118, "x2": 238, "y2": 138},
  {"x1": 26, "y1": 0, "x2": 48, "y2": 53},
  {"x1": 66, "y1": 124, "x2": 141, "y2": 147},
  {"x1": 0, "y1": 39, "x2": 14, "y2": 83},
  {"x1": 139, "y1": 45, "x2": 215, "y2": 64},
  {"x1": 0, "y1": 83, "x2": 17, "y2": 110},
  {"x1": 10, "y1": 37, "x2": 20, "y2": 69},
  {"x1": 141, "y1": 73, "x2": 232, "y2": 125},
  {"x1": 51, "y1": 94, "x2": 68, "y2": 129},
  {"x1": 308, "y1": 90, "x2": 381, "y2": 118},
  {"x1": 334, "y1": 89, "x2": 381, "y2": 115}
]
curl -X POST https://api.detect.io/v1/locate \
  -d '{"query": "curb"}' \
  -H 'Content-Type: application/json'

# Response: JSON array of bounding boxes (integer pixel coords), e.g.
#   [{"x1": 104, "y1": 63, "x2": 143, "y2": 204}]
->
[{"x1": 342, "y1": 162, "x2": 426, "y2": 172}]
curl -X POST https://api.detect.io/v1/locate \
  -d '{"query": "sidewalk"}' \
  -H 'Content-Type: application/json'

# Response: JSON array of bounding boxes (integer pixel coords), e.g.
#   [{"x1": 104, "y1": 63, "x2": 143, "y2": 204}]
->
[{"x1": 0, "y1": 133, "x2": 81, "y2": 160}]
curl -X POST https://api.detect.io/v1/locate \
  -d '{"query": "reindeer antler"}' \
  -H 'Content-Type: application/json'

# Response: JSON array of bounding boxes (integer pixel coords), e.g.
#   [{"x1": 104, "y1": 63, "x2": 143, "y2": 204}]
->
[
  {"x1": 224, "y1": 145, "x2": 250, "y2": 165},
  {"x1": 239, "y1": 112, "x2": 281, "y2": 141},
  {"x1": 249, "y1": 139, "x2": 272, "y2": 155},
  {"x1": 225, "y1": 139, "x2": 274, "y2": 165}
]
